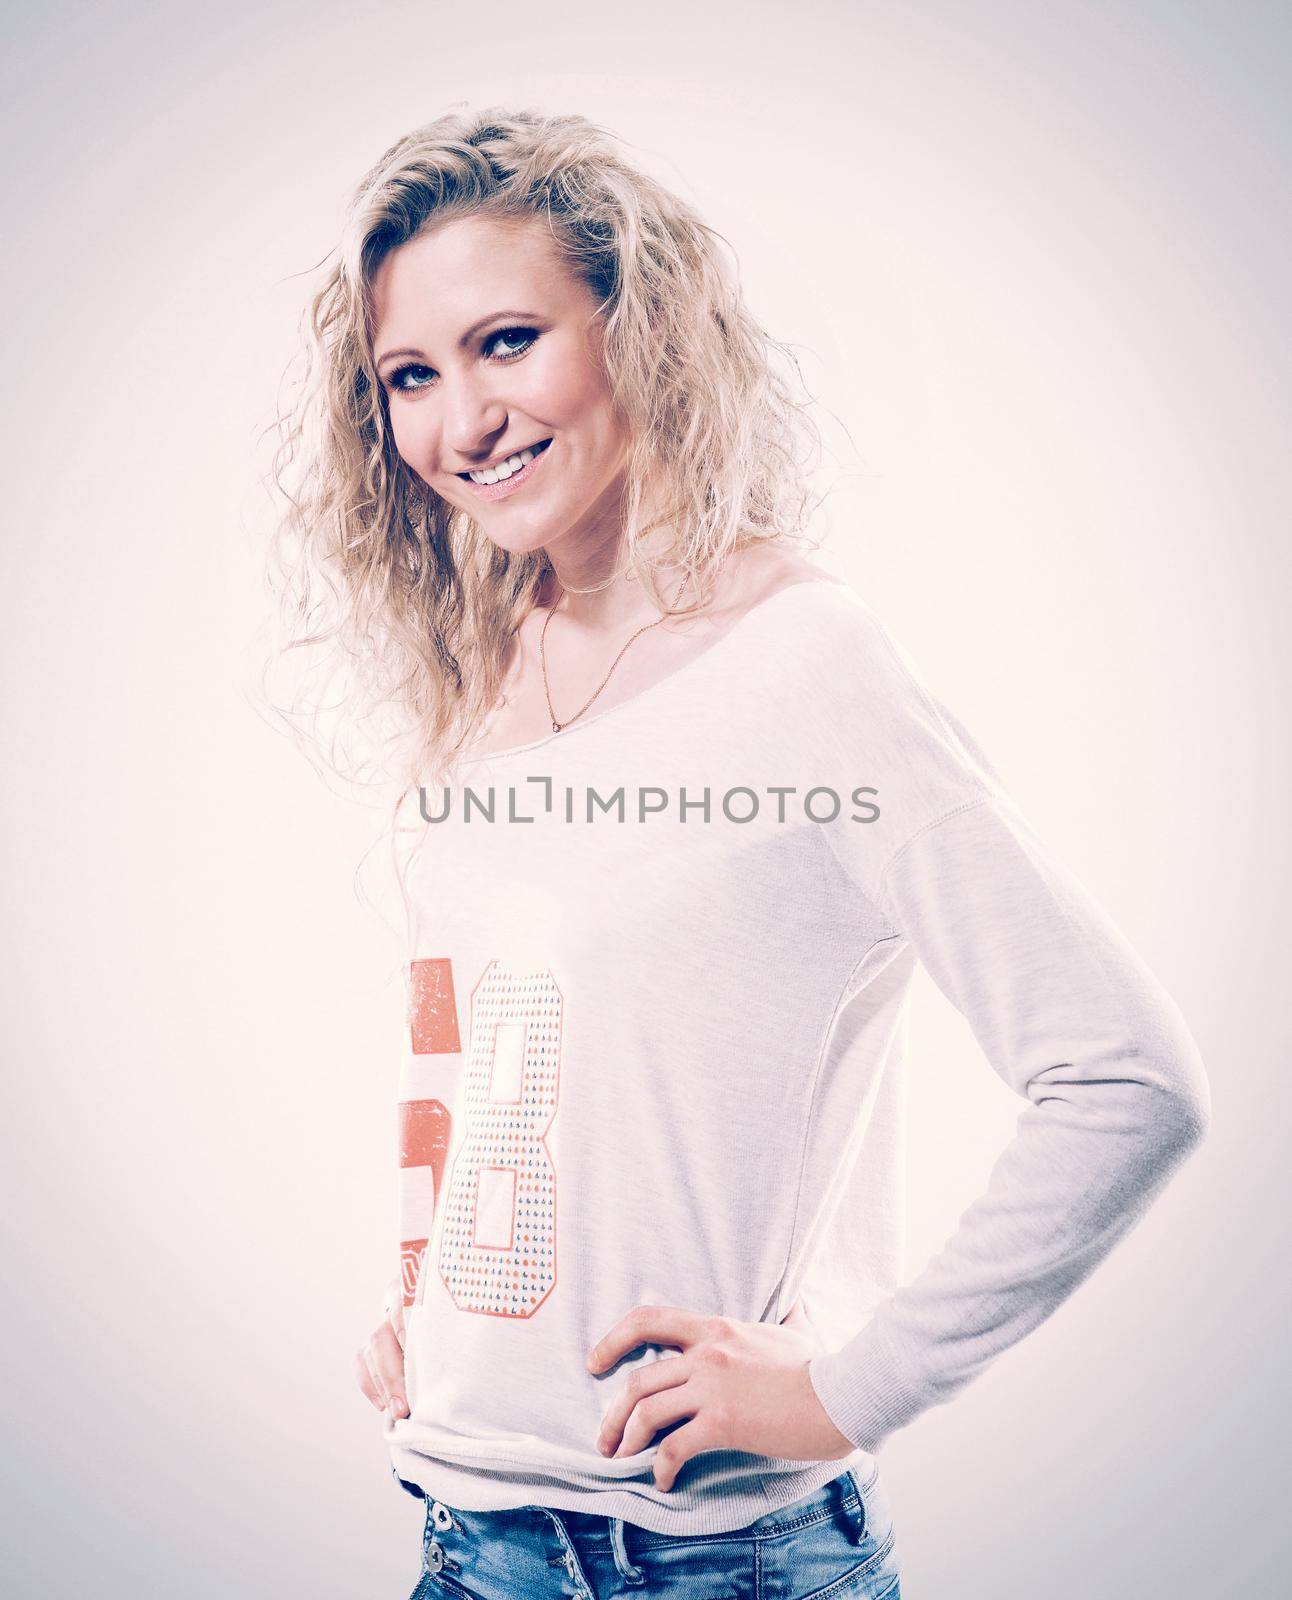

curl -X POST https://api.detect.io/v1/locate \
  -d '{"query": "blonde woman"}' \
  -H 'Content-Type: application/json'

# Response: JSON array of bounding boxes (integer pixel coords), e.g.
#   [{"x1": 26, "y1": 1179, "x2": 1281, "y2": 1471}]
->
[{"x1": 269, "y1": 107, "x2": 1210, "y2": 1600}]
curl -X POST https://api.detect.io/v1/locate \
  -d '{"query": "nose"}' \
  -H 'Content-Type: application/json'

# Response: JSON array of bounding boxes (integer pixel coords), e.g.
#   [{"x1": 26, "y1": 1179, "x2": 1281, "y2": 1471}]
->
[{"x1": 441, "y1": 369, "x2": 507, "y2": 465}]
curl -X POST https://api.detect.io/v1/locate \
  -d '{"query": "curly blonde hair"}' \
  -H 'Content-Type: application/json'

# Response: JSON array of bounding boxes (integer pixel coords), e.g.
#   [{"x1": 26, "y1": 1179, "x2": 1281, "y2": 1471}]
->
[{"x1": 262, "y1": 104, "x2": 826, "y2": 799}]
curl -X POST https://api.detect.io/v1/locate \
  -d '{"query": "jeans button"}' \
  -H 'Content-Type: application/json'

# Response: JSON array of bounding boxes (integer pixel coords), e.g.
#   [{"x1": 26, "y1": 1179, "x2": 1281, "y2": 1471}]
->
[
  {"x1": 424, "y1": 1538, "x2": 445, "y2": 1574},
  {"x1": 432, "y1": 1501, "x2": 455, "y2": 1531}
]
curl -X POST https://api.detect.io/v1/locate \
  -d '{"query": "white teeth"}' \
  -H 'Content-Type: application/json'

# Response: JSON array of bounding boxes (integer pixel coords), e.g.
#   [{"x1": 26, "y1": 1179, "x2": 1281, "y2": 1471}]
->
[{"x1": 468, "y1": 441, "x2": 547, "y2": 485}]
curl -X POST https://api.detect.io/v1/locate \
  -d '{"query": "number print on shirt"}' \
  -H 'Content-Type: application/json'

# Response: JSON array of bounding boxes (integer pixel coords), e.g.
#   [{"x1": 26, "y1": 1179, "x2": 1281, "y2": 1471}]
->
[
  {"x1": 434, "y1": 960, "x2": 563, "y2": 1319},
  {"x1": 397, "y1": 1099, "x2": 452, "y2": 1308},
  {"x1": 409, "y1": 957, "x2": 462, "y2": 1054},
  {"x1": 398, "y1": 958, "x2": 463, "y2": 1308}
]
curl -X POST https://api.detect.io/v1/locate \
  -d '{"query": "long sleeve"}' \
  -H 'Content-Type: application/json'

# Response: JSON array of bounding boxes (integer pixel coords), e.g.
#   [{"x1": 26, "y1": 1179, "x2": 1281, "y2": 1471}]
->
[{"x1": 806, "y1": 791, "x2": 1211, "y2": 1454}]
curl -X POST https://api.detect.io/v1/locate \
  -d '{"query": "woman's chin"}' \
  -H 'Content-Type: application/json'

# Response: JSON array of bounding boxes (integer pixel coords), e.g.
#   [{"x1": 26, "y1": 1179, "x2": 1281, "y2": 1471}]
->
[{"x1": 474, "y1": 519, "x2": 562, "y2": 558}]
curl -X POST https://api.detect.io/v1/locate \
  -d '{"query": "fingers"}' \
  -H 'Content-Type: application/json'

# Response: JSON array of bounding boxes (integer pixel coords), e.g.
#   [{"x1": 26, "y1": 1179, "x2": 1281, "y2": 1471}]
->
[
  {"x1": 363, "y1": 1342, "x2": 389, "y2": 1407},
  {"x1": 386, "y1": 1297, "x2": 406, "y2": 1353},
  {"x1": 354, "y1": 1320, "x2": 409, "y2": 1419},
  {"x1": 355, "y1": 1345, "x2": 383, "y2": 1409},
  {"x1": 372, "y1": 1320, "x2": 409, "y2": 1418},
  {"x1": 381, "y1": 1275, "x2": 406, "y2": 1351},
  {"x1": 586, "y1": 1304, "x2": 711, "y2": 1374},
  {"x1": 615, "y1": 1380, "x2": 695, "y2": 1461},
  {"x1": 596, "y1": 1354, "x2": 690, "y2": 1458}
]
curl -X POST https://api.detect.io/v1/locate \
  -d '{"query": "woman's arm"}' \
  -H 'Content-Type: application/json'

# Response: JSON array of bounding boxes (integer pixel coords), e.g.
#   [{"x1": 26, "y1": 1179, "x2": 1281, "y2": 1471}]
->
[{"x1": 807, "y1": 792, "x2": 1211, "y2": 1453}]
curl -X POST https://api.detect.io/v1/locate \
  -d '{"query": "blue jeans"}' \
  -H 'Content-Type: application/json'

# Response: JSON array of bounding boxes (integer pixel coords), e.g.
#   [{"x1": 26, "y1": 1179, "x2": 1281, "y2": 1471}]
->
[{"x1": 402, "y1": 1465, "x2": 902, "y2": 1598}]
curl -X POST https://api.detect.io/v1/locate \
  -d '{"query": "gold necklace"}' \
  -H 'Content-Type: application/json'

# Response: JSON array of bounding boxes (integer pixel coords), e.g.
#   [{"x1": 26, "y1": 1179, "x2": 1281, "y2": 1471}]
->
[{"x1": 539, "y1": 574, "x2": 693, "y2": 733}]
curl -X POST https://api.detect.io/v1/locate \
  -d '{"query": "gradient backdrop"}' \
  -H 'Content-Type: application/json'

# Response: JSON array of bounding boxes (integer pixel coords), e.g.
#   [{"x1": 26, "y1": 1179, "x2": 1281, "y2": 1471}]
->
[{"x1": 2, "y1": 2, "x2": 1286, "y2": 1595}]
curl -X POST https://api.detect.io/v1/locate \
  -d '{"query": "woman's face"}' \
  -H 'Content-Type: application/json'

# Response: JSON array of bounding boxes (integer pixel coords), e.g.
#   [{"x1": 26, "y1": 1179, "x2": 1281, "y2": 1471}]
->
[{"x1": 370, "y1": 212, "x2": 631, "y2": 561}]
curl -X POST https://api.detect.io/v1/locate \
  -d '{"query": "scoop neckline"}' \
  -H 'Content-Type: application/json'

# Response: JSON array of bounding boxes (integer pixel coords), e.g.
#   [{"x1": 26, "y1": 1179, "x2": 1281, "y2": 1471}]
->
[{"x1": 454, "y1": 575, "x2": 845, "y2": 768}]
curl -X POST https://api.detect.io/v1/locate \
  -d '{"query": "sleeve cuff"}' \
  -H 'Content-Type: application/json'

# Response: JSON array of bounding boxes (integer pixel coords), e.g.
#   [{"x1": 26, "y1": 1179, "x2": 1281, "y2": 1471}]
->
[{"x1": 808, "y1": 1315, "x2": 932, "y2": 1455}]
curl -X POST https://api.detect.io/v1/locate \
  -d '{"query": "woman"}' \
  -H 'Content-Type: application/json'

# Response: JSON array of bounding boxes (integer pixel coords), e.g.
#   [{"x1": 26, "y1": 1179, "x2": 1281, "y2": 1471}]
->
[{"x1": 269, "y1": 106, "x2": 1210, "y2": 1600}]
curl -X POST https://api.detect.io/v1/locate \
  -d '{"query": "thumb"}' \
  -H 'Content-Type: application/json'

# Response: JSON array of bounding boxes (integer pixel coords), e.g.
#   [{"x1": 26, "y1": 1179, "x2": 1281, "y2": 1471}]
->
[
  {"x1": 779, "y1": 1296, "x2": 826, "y2": 1356},
  {"x1": 779, "y1": 1297, "x2": 807, "y2": 1328}
]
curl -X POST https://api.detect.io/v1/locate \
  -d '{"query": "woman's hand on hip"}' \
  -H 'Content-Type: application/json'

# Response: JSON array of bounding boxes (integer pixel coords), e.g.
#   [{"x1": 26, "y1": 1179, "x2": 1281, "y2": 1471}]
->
[
  {"x1": 354, "y1": 1275, "x2": 409, "y2": 1421},
  {"x1": 585, "y1": 1299, "x2": 855, "y2": 1491}
]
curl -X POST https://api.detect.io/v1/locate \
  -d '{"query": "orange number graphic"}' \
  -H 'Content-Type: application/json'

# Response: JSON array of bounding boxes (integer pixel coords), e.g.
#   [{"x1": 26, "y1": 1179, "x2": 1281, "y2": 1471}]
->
[{"x1": 398, "y1": 958, "x2": 462, "y2": 1307}]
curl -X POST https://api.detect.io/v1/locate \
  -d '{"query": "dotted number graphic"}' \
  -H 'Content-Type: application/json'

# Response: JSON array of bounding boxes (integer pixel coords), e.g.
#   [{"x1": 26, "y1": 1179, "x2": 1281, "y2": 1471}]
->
[{"x1": 435, "y1": 961, "x2": 563, "y2": 1319}]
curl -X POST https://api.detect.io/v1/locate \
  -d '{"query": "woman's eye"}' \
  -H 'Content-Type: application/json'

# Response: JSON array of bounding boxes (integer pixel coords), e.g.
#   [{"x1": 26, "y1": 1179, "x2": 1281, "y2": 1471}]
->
[
  {"x1": 385, "y1": 328, "x2": 538, "y2": 397},
  {"x1": 388, "y1": 363, "x2": 434, "y2": 394},
  {"x1": 486, "y1": 326, "x2": 539, "y2": 360}
]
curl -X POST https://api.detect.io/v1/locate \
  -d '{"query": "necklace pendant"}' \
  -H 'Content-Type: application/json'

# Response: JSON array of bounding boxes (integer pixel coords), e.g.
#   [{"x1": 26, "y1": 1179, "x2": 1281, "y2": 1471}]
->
[{"x1": 552, "y1": 720, "x2": 561, "y2": 733}]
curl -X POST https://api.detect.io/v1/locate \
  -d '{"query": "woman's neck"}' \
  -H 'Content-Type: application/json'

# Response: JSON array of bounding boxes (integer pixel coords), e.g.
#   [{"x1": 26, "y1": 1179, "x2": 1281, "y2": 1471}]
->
[{"x1": 541, "y1": 526, "x2": 691, "y2": 637}]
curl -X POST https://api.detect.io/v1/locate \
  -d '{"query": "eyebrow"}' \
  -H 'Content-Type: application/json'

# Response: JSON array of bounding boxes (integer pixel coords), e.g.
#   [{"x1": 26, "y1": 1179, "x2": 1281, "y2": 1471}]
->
[{"x1": 374, "y1": 310, "x2": 542, "y2": 373}]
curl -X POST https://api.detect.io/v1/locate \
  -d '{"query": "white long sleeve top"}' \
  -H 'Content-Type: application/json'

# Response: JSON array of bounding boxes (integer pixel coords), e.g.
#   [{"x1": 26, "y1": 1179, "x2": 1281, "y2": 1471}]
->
[{"x1": 382, "y1": 576, "x2": 1210, "y2": 1535}]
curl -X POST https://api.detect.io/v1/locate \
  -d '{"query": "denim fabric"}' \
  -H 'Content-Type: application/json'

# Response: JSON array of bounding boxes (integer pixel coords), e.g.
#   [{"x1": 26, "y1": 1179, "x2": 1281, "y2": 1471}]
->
[{"x1": 401, "y1": 1465, "x2": 901, "y2": 1599}]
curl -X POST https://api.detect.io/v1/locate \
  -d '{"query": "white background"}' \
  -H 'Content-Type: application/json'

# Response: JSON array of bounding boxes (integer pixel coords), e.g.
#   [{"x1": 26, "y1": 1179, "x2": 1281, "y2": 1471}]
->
[{"x1": 2, "y1": 2, "x2": 1286, "y2": 1595}]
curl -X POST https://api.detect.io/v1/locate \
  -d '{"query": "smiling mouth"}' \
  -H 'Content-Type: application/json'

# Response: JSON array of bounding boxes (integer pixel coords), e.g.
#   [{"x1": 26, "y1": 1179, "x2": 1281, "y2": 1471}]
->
[{"x1": 457, "y1": 437, "x2": 553, "y2": 485}]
